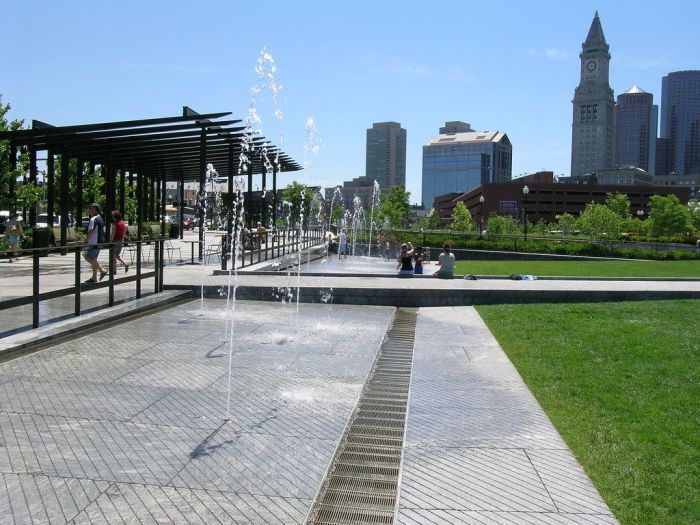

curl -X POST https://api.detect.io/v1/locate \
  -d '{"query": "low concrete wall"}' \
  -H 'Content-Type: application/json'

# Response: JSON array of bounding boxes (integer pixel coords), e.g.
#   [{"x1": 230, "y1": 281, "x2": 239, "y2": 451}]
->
[{"x1": 173, "y1": 284, "x2": 700, "y2": 307}]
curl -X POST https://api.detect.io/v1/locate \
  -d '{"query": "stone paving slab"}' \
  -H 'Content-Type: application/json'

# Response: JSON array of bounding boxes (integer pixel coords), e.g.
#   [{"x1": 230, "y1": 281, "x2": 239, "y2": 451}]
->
[
  {"x1": 0, "y1": 300, "x2": 394, "y2": 524},
  {"x1": 397, "y1": 306, "x2": 617, "y2": 524}
]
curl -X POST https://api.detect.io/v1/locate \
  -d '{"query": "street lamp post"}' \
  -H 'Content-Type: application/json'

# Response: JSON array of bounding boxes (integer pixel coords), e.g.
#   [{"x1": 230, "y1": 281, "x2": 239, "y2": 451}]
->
[
  {"x1": 479, "y1": 194, "x2": 485, "y2": 239},
  {"x1": 522, "y1": 185, "x2": 529, "y2": 241}
]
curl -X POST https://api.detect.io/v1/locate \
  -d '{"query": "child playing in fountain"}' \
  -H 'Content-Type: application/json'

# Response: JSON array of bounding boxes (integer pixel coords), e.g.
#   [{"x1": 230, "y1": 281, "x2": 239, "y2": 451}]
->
[{"x1": 338, "y1": 228, "x2": 347, "y2": 259}]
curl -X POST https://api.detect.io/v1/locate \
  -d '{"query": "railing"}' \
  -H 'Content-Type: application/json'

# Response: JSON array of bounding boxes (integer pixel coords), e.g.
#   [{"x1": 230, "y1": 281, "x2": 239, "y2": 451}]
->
[
  {"x1": 235, "y1": 228, "x2": 325, "y2": 269},
  {"x1": 0, "y1": 239, "x2": 165, "y2": 330}
]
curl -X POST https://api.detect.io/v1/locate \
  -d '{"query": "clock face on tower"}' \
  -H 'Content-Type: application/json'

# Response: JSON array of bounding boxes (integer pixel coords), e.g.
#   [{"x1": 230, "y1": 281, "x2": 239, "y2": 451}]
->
[{"x1": 586, "y1": 60, "x2": 597, "y2": 71}]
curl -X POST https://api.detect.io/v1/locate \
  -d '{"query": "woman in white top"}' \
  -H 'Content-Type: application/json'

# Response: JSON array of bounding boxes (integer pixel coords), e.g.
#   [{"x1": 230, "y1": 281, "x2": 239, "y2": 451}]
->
[
  {"x1": 7, "y1": 212, "x2": 24, "y2": 263},
  {"x1": 338, "y1": 228, "x2": 348, "y2": 259}
]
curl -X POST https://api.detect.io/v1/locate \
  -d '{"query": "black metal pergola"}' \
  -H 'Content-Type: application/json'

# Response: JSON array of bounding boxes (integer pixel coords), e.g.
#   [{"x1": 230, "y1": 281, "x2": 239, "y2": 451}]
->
[{"x1": 1, "y1": 106, "x2": 302, "y2": 263}]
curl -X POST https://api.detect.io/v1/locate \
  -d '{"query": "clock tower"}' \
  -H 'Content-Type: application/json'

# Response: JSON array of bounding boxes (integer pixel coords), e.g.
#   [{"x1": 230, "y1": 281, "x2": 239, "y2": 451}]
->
[{"x1": 570, "y1": 12, "x2": 615, "y2": 177}]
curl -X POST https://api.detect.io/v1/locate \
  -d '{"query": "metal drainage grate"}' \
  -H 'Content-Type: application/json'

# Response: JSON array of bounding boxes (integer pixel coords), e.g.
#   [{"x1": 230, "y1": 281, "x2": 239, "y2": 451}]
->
[{"x1": 308, "y1": 308, "x2": 417, "y2": 525}]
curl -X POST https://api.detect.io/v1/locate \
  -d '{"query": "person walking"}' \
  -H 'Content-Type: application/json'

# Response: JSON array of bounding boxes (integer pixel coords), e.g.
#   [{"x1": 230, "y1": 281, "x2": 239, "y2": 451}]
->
[
  {"x1": 83, "y1": 203, "x2": 106, "y2": 283},
  {"x1": 397, "y1": 243, "x2": 415, "y2": 277},
  {"x1": 110, "y1": 210, "x2": 129, "y2": 273},
  {"x1": 7, "y1": 211, "x2": 24, "y2": 263},
  {"x1": 338, "y1": 228, "x2": 348, "y2": 259},
  {"x1": 434, "y1": 243, "x2": 455, "y2": 279}
]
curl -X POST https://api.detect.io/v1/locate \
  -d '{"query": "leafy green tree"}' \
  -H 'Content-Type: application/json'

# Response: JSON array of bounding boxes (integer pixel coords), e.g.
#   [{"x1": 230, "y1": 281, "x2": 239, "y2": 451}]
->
[
  {"x1": 605, "y1": 192, "x2": 631, "y2": 219},
  {"x1": 449, "y1": 201, "x2": 475, "y2": 232},
  {"x1": 377, "y1": 185, "x2": 411, "y2": 229},
  {"x1": 330, "y1": 203, "x2": 343, "y2": 226},
  {"x1": 687, "y1": 200, "x2": 700, "y2": 233},
  {"x1": 578, "y1": 202, "x2": 622, "y2": 240},
  {"x1": 647, "y1": 194, "x2": 693, "y2": 238},
  {"x1": 557, "y1": 213, "x2": 576, "y2": 237},
  {"x1": 281, "y1": 181, "x2": 318, "y2": 228},
  {"x1": 486, "y1": 214, "x2": 520, "y2": 236},
  {"x1": 0, "y1": 96, "x2": 26, "y2": 210},
  {"x1": 413, "y1": 210, "x2": 441, "y2": 231}
]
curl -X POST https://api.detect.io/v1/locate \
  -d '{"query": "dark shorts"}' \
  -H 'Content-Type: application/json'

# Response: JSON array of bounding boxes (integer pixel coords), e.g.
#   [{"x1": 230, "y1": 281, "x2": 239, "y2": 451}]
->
[
  {"x1": 436, "y1": 269, "x2": 453, "y2": 279},
  {"x1": 86, "y1": 247, "x2": 100, "y2": 260},
  {"x1": 114, "y1": 242, "x2": 123, "y2": 256}
]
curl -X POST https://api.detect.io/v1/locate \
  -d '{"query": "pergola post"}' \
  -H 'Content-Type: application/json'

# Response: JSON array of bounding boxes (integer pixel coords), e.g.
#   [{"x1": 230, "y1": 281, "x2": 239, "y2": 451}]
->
[
  {"x1": 136, "y1": 169, "x2": 143, "y2": 240},
  {"x1": 224, "y1": 143, "x2": 235, "y2": 270},
  {"x1": 262, "y1": 157, "x2": 268, "y2": 228},
  {"x1": 179, "y1": 170, "x2": 184, "y2": 239},
  {"x1": 75, "y1": 160, "x2": 83, "y2": 229},
  {"x1": 104, "y1": 162, "x2": 114, "y2": 236},
  {"x1": 88, "y1": 163, "x2": 95, "y2": 203},
  {"x1": 29, "y1": 147, "x2": 37, "y2": 226},
  {"x1": 119, "y1": 169, "x2": 126, "y2": 217},
  {"x1": 46, "y1": 151, "x2": 55, "y2": 228},
  {"x1": 272, "y1": 162, "x2": 278, "y2": 230},
  {"x1": 9, "y1": 143, "x2": 17, "y2": 205},
  {"x1": 60, "y1": 154, "x2": 70, "y2": 247},
  {"x1": 247, "y1": 155, "x2": 253, "y2": 228},
  {"x1": 198, "y1": 126, "x2": 206, "y2": 260},
  {"x1": 160, "y1": 165, "x2": 166, "y2": 290}
]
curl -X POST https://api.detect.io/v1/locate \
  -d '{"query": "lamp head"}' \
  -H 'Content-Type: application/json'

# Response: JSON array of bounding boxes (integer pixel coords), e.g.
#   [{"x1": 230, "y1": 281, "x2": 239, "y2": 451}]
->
[
  {"x1": 522, "y1": 185, "x2": 529, "y2": 195},
  {"x1": 479, "y1": 195, "x2": 485, "y2": 203}
]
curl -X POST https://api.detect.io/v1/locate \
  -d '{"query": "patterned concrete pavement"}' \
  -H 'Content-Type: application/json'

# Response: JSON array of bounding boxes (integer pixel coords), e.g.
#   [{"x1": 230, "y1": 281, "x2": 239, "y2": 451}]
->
[
  {"x1": 396, "y1": 307, "x2": 617, "y2": 524},
  {"x1": 0, "y1": 300, "x2": 394, "y2": 524}
]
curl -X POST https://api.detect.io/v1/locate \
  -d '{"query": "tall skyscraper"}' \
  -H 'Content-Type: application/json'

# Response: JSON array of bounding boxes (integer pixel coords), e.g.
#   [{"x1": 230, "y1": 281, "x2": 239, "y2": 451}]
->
[
  {"x1": 421, "y1": 121, "x2": 512, "y2": 208},
  {"x1": 570, "y1": 12, "x2": 615, "y2": 177},
  {"x1": 659, "y1": 70, "x2": 700, "y2": 175},
  {"x1": 365, "y1": 122, "x2": 407, "y2": 188},
  {"x1": 614, "y1": 86, "x2": 658, "y2": 174}
]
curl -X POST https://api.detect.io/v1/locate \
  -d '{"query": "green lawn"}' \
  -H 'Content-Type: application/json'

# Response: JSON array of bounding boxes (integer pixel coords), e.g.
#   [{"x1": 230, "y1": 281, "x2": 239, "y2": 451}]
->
[
  {"x1": 476, "y1": 300, "x2": 700, "y2": 525},
  {"x1": 454, "y1": 259, "x2": 700, "y2": 278}
]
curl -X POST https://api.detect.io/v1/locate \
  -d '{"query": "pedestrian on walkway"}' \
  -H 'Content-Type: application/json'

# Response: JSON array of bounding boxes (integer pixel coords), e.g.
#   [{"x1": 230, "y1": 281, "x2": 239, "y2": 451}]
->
[
  {"x1": 434, "y1": 243, "x2": 455, "y2": 279},
  {"x1": 110, "y1": 211, "x2": 129, "y2": 274},
  {"x1": 7, "y1": 211, "x2": 24, "y2": 263},
  {"x1": 397, "y1": 243, "x2": 415, "y2": 277},
  {"x1": 338, "y1": 228, "x2": 348, "y2": 259},
  {"x1": 83, "y1": 203, "x2": 106, "y2": 283}
]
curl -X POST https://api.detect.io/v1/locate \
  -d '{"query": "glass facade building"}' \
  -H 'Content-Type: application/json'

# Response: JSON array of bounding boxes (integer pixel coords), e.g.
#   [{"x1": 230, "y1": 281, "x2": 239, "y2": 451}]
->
[
  {"x1": 659, "y1": 70, "x2": 700, "y2": 175},
  {"x1": 421, "y1": 123, "x2": 512, "y2": 208}
]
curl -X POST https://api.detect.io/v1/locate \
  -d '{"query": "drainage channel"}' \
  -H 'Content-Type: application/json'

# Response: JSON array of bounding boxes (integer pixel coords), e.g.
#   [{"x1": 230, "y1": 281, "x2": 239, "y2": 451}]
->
[{"x1": 307, "y1": 307, "x2": 417, "y2": 525}]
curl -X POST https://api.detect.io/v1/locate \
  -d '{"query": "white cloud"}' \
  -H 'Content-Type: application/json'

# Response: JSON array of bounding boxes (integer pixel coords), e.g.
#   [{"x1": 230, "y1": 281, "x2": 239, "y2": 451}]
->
[{"x1": 526, "y1": 48, "x2": 569, "y2": 61}]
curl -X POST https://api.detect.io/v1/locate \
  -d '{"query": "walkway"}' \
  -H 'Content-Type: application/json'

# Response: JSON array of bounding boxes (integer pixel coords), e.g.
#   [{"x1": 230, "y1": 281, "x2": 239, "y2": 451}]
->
[
  {"x1": 0, "y1": 300, "x2": 618, "y2": 523},
  {"x1": 398, "y1": 307, "x2": 617, "y2": 524}
]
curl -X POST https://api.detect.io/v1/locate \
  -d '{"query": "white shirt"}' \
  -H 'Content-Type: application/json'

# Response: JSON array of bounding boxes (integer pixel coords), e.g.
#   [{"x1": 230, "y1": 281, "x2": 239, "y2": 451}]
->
[{"x1": 438, "y1": 251, "x2": 455, "y2": 272}]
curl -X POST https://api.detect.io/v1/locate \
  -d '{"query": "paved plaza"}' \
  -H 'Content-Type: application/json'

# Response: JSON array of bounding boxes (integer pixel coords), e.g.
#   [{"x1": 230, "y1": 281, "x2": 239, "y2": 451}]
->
[{"x1": 0, "y1": 299, "x2": 617, "y2": 524}]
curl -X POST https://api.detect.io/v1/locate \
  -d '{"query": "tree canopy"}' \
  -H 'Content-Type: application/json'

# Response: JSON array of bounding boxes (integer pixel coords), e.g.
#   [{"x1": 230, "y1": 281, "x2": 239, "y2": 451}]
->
[
  {"x1": 647, "y1": 194, "x2": 693, "y2": 238},
  {"x1": 377, "y1": 185, "x2": 410, "y2": 229},
  {"x1": 449, "y1": 201, "x2": 475, "y2": 232},
  {"x1": 605, "y1": 192, "x2": 631, "y2": 219},
  {"x1": 578, "y1": 202, "x2": 622, "y2": 240}
]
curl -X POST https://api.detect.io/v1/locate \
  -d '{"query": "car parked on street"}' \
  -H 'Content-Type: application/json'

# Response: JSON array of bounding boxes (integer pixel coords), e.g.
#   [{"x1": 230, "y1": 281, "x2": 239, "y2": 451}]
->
[{"x1": 182, "y1": 216, "x2": 195, "y2": 230}]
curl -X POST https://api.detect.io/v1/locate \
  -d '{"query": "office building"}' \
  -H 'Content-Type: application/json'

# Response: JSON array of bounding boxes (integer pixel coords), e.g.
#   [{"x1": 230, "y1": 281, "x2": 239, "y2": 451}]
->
[
  {"x1": 365, "y1": 122, "x2": 406, "y2": 188},
  {"x1": 658, "y1": 70, "x2": 700, "y2": 175},
  {"x1": 421, "y1": 121, "x2": 512, "y2": 208},
  {"x1": 571, "y1": 12, "x2": 615, "y2": 177},
  {"x1": 614, "y1": 86, "x2": 658, "y2": 174}
]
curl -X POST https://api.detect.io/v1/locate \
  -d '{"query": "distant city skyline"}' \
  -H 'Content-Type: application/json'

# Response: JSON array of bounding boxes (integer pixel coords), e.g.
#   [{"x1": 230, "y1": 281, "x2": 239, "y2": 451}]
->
[{"x1": 1, "y1": 1, "x2": 699, "y2": 204}]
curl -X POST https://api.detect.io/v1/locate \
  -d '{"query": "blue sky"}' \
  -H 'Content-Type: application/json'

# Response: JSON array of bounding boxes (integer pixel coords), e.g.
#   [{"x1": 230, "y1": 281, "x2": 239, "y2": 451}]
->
[{"x1": 1, "y1": 0, "x2": 699, "y2": 204}]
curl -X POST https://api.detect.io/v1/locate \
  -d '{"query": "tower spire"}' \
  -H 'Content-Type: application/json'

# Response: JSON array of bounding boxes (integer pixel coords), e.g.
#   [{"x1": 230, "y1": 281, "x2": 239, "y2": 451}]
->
[{"x1": 584, "y1": 11, "x2": 608, "y2": 50}]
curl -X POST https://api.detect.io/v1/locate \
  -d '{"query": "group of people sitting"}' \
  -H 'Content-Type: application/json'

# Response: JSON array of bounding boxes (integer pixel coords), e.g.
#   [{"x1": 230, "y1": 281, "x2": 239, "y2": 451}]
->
[{"x1": 397, "y1": 242, "x2": 454, "y2": 279}]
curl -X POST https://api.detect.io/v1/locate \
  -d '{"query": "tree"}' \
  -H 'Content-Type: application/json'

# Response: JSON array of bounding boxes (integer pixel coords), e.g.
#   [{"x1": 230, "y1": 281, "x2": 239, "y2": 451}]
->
[
  {"x1": 486, "y1": 214, "x2": 520, "y2": 236},
  {"x1": 647, "y1": 194, "x2": 693, "y2": 238},
  {"x1": 687, "y1": 200, "x2": 700, "y2": 233},
  {"x1": 413, "y1": 210, "x2": 441, "y2": 231},
  {"x1": 605, "y1": 192, "x2": 631, "y2": 219},
  {"x1": 578, "y1": 202, "x2": 622, "y2": 240},
  {"x1": 281, "y1": 181, "x2": 318, "y2": 228},
  {"x1": 557, "y1": 213, "x2": 576, "y2": 238},
  {"x1": 377, "y1": 185, "x2": 410, "y2": 229},
  {"x1": 449, "y1": 202, "x2": 475, "y2": 232},
  {"x1": 0, "y1": 96, "x2": 26, "y2": 210},
  {"x1": 330, "y1": 203, "x2": 344, "y2": 226}
]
